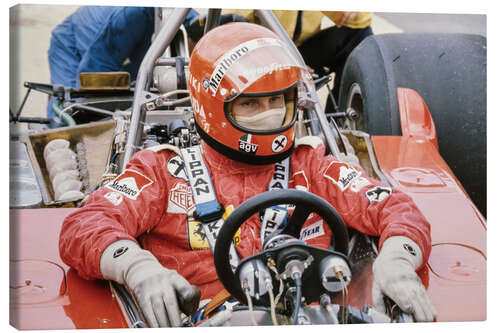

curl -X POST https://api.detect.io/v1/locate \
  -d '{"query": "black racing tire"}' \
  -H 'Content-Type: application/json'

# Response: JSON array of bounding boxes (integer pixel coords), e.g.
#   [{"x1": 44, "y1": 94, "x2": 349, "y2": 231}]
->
[{"x1": 338, "y1": 33, "x2": 486, "y2": 216}]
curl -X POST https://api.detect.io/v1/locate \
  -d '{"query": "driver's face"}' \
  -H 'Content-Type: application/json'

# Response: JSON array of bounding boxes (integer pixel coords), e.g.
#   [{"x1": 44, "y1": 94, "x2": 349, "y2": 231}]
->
[{"x1": 230, "y1": 94, "x2": 285, "y2": 117}]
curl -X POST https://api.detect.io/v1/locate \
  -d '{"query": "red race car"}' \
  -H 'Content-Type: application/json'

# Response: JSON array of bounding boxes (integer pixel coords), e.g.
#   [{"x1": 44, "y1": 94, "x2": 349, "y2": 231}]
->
[{"x1": 10, "y1": 8, "x2": 486, "y2": 329}]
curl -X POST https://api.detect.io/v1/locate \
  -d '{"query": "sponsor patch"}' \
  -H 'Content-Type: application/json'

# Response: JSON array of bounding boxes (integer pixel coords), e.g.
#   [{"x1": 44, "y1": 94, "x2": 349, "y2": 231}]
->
[
  {"x1": 365, "y1": 186, "x2": 392, "y2": 203},
  {"x1": 208, "y1": 38, "x2": 285, "y2": 96},
  {"x1": 181, "y1": 147, "x2": 214, "y2": 203},
  {"x1": 260, "y1": 207, "x2": 288, "y2": 243},
  {"x1": 300, "y1": 220, "x2": 325, "y2": 241},
  {"x1": 272, "y1": 135, "x2": 288, "y2": 153},
  {"x1": 349, "y1": 176, "x2": 372, "y2": 193},
  {"x1": 105, "y1": 169, "x2": 153, "y2": 200},
  {"x1": 238, "y1": 134, "x2": 259, "y2": 154},
  {"x1": 104, "y1": 191, "x2": 123, "y2": 206},
  {"x1": 323, "y1": 161, "x2": 362, "y2": 191},
  {"x1": 292, "y1": 171, "x2": 309, "y2": 191},
  {"x1": 188, "y1": 75, "x2": 201, "y2": 93},
  {"x1": 191, "y1": 96, "x2": 206, "y2": 120},
  {"x1": 167, "y1": 182, "x2": 195, "y2": 215},
  {"x1": 113, "y1": 246, "x2": 128, "y2": 258},
  {"x1": 269, "y1": 159, "x2": 289, "y2": 190},
  {"x1": 187, "y1": 205, "x2": 240, "y2": 250},
  {"x1": 167, "y1": 155, "x2": 188, "y2": 181},
  {"x1": 241, "y1": 63, "x2": 290, "y2": 79},
  {"x1": 403, "y1": 243, "x2": 417, "y2": 256}
]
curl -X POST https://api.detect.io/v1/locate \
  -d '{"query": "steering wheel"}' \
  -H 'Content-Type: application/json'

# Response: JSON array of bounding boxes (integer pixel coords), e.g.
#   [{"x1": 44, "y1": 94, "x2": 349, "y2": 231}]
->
[{"x1": 213, "y1": 189, "x2": 349, "y2": 303}]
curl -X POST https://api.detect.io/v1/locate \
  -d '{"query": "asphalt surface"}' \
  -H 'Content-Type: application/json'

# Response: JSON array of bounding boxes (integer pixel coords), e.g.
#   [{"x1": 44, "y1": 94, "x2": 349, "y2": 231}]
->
[{"x1": 376, "y1": 12, "x2": 486, "y2": 37}]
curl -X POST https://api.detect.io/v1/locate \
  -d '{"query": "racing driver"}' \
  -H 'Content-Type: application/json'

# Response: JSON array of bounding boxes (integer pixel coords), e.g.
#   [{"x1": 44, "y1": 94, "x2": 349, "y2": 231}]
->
[{"x1": 59, "y1": 22, "x2": 436, "y2": 327}]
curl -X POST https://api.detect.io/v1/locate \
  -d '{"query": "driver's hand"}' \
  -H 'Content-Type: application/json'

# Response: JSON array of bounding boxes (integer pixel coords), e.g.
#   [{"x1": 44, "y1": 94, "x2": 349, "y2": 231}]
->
[
  {"x1": 372, "y1": 236, "x2": 436, "y2": 322},
  {"x1": 100, "y1": 240, "x2": 201, "y2": 327}
]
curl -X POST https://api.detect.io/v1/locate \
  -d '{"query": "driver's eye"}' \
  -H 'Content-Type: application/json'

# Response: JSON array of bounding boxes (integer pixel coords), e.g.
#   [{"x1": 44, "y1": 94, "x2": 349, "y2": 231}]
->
[
  {"x1": 242, "y1": 100, "x2": 256, "y2": 107},
  {"x1": 269, "y1": 95, "x2": 284, "y2": 107},
  {"x1": 237, "y1": 99, "x2": 257, "y2": 108}
]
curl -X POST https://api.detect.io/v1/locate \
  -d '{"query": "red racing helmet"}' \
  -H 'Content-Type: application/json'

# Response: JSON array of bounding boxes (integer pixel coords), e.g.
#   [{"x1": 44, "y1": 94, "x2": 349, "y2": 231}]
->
[{"x1": 188, "y1": 22, "x2": 310, "y2": 164}]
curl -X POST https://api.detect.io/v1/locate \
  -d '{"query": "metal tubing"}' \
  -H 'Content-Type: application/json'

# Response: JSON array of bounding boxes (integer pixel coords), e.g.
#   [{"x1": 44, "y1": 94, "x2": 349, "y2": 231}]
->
[
  {"x1": 204, "y1": 9, "x2": 222, "y2": 34},
  {"x1": 256, "y1": 10, "x2": 342, "y2": 159},
  {"x1": 16, "y1": 117, "x2": 51, "y2": 124},
  {"x1": 123, "y1": 8, "x2": 190, "y2": 167},
  {"x1": 52, "y1": 99, "x2": 77, "y2": 126},
  {"x1": 155, "y1": 57, "x2": 190, "y2": 66},
  {"x1": 73, "y1": 104, "x2": 115, "y2": 117}
]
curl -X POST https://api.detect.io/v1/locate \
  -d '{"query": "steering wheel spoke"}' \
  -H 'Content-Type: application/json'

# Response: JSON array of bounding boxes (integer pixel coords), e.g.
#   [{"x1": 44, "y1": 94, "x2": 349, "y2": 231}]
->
[{"x1": 282, "y1": 204, "x2": 314, "y2": 238}]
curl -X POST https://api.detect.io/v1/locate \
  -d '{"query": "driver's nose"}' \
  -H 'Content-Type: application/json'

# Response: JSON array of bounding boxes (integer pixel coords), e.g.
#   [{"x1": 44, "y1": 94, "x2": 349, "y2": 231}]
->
[{"x1": 258, "y1": 98, "x2": 273, "y2": 113}]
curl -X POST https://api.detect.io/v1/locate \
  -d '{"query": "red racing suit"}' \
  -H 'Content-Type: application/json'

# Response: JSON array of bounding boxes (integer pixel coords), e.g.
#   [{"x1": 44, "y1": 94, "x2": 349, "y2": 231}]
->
[{"x1": 59, "y1": 140, "x2": 431, "y2": 300}]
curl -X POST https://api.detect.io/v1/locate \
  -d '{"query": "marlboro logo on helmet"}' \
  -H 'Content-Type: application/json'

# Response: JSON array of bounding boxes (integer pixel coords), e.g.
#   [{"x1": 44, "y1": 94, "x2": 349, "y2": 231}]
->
[{"x1": 208, "y1": 38, "x2": 290, "y2": 96}]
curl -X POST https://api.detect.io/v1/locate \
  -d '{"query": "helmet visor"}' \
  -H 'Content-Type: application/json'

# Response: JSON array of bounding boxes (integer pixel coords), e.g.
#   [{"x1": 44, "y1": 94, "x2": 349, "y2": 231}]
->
[
  {"x1": 203, "y1": 37, "x2": 306, "y2": 102},
  {"x1": 226, "y1": 86, "x2": 297, "y2": 134}
]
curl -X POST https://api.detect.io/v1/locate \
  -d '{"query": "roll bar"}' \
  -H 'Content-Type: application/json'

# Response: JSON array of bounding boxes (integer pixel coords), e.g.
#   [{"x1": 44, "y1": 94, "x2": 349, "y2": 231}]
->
[{"x1": 122, "y1": 8, "x2": 342, "y2": 169}]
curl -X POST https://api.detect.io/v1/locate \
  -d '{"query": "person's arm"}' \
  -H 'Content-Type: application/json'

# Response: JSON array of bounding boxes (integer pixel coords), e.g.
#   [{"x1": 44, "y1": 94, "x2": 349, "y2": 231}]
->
[
  {"x1": 59, "y1": 148, "x2": 169, "y2": 280},
  {"x1": 59, "y1": 149, "x2": 200, "y2": 327},
  {"x1": 305, "y1": 144, "x2": 431, "y2": 261},
  {"x1": 321, "y1": 11, "x2": 373, "y2": 28},
  {"x1": 99, "y1": 239, "x2": 200, "y2": 327},
  {"x1": 77, "y1": 7, "x2": 154, "y2": 75},
  {"x1": 301, "y1": 143, "x2": 435, "y2": 321}
]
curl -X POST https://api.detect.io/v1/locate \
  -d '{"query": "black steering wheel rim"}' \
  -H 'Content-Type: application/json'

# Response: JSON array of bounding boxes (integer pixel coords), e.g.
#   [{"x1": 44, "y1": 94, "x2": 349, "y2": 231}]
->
[{"x1": 213, "y1": 189, "x2": 349, "y2": 303}]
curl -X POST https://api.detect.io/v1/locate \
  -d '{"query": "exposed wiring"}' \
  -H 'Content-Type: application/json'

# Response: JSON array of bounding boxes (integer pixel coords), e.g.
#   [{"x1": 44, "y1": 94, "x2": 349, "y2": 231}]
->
[
  {"x1": 231, "y1": 305, "x2": 287, "y2": 315},
  {"x1": 245, "y1": 288, "x2": 258, "y2": 326},
  {"x1": 52, "y1": 99, "x2": 77, "y2": 126},
  {"x1": 367, "y1": 234, "x2": 379, "y2": 255},
  {"x1": 267, "y1": 262, "x2": 284, "y2": 307},
  {"x1": 267, "y1": 286, "x2": 279, "y2": 326},
  {"x1": 292, "y1": 276, "x2": 302, "y2": 325},
  {"x1": 336, "y1": 270, "x2": 349, "y2": 324},
  {"x1": 344, "y1": 279, "x2": 349, "y2": 323},
  {"x1": 340, "y1": 283, "x2": 346, "y2": 323},
  {"x1": 58, "y1": 103, "x2": 77, "y2": 116},
  {"x1": 159, "y1": 96, "x2": 191, "y2": 107},
  {"x1": 159, "y1": 89, "x2": 190, "y2": 98}
]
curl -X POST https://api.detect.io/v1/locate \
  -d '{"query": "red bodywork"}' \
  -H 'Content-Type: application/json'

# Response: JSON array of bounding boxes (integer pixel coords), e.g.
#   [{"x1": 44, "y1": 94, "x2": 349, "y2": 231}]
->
[{"x1": 9, "y1": 88, "x2": 486, "y2": 328}]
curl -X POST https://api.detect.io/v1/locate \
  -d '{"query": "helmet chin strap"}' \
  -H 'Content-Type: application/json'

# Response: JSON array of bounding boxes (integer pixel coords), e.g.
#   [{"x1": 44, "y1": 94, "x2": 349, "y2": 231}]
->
[{"x1": 234, "y1": 107, "x2": 287, "y2": 131}]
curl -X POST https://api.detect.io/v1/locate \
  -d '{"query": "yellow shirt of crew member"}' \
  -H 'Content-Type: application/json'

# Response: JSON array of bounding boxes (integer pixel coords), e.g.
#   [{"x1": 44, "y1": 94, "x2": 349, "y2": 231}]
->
[{"x1": 221, "y1": 10, "x2": 373, "y2": 46}]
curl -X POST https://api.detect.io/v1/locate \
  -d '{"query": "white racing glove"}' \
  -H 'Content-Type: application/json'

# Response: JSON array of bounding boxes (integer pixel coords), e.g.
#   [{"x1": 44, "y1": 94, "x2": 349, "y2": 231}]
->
[
  {"x1": 372, "y1": 236, "x2": 436, "y2": 322},
  {"x1": 100, "y1": 240, "x2": 201, "y2": 327}
]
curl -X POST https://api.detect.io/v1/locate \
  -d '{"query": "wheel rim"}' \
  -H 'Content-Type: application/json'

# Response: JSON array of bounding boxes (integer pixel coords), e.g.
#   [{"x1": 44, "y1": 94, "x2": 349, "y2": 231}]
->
[{"x1": 344, "y1": 83, "x2": 365, "y2": 131}]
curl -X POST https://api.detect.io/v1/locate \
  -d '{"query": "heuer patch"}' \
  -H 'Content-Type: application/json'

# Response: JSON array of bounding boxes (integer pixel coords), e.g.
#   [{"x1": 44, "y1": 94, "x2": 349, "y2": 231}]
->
[
  {"x1": 300, "y1": 220, "x2": 325, "y2": 241},
  {"x1": 239, "y1": 134, "x2": 258, "y2": 154},
  {"x1": 105, "y1": 169, "x2": 153, "y2": 200},
  {"x1": 323, "y1": 161, "x2": 361, "y2": 191},
  {"x1": 365, "y1": 186, "x2": 392, "y2": 203},
  {"x1": 167, "y1": 182, "x2": 195, "y2": 215},
  {"x1": 104, "y1": 191, "x2": 123, "y2": 206},
  {"x1": 167, "y1": 155, "x2": 188, "y2": 181}
]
